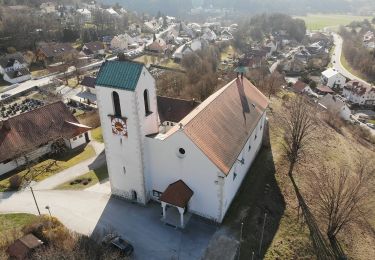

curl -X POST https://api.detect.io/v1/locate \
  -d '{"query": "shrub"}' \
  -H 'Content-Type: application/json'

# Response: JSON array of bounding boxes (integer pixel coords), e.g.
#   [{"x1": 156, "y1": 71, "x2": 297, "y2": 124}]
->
[{"x1": 9, "y1": 174, "x2": 22, "y2": 190}]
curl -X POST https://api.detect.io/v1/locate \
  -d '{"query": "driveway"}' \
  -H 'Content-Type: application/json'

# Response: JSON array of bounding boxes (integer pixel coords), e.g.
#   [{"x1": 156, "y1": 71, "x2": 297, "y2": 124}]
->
[{"x1": 0, "y1": 189, "x2": 217, "y2": 260}]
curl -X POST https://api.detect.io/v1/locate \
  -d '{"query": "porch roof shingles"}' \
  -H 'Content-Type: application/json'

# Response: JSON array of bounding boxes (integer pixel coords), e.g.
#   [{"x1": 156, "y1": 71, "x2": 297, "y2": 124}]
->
[{"x1": 160, "y1": 180, "x2": 193, "y2": 208}]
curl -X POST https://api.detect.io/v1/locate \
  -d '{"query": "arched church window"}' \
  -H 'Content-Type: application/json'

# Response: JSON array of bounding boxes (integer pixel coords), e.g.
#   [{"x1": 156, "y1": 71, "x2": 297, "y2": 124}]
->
[
  {"x1": 112, "y1": 91, "x2": 121, "y2": 117},
  {"x1": 144, "y1": 89, "x2": 151, "y2": 115}
]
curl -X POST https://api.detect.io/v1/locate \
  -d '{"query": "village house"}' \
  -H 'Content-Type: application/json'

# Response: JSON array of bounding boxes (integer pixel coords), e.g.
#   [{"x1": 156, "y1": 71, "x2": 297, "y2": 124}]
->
[
  {"x1": 74, "y1": 76, "x2": 97, "y2": 107},
  {"x1": 292, "y1": 80, "x2": 313, "y2": 94},
  {"x1": 81, "y1": 41, "x2": 105, "y2": 56},
  {"x1": 146, "y1": 38, "x2": 168, "y2": 54},
  {"x1": 110, "y1": 34, "x2": 137, "y2": 52},
  {"x1": 40, "y1": 2, "x2": 56, "y2": 13},
  {"x1": 315, "y1": 85, "x2": 335, "y2": 95},
  {"x1": 172, "y1": 38, "x2": 208, "y2": 61},
  {"x1": 321, "y1": 68, "x2": 346, "y2": 89},
  {"x1": 220, "y1": 29, "x2": 233, "y2": 41},
  {"x1": 264, "y1": 39, "x2": 278, "y2": 54},
  {"x1": 144, "y1": 20, "x2": 161, "y2": 33},
  {"x1": 76, "y1": 8, "x2": 92, "y2": 23},
  {"x1": 318, "y1": 94, "x2": 351, "y2": 120},
  {"x1": 363, "y1": 31, "x2": 375, "y2": 50},
  {"x1": 0, "y1": 53, "x2": 31, "y2": 84},
  {"x1": 95, "y1": 60, "x2": 269, "y2": 226},
  {"x1": 202, "y1": 28, "x2": 217, "y2": 42},
  {"x1": 36, "y1": 42, "x2": 76, "y2": 65},
  {"x1": 343, "y1": 80, "x2": 375, "y2": 106},
  {"x1": 0, "y1": 102, "x2": 91, "y2": 176}
]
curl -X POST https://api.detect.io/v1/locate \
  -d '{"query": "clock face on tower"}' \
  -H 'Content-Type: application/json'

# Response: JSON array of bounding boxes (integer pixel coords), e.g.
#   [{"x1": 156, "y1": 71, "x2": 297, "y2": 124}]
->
[{"x1": 111, "y1": 117, "x2": 128, "y2": 136}]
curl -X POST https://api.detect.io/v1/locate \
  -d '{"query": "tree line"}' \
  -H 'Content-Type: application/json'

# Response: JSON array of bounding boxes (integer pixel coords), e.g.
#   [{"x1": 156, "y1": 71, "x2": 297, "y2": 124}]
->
[
  {"x1": 0, "y1": 3, "x2": 139, "y2": 52},
  {"x1": 340, "y1": 25, "x2": 375, "y2": 83},
  {"x1": 233, "y1": 13, "x2": 306, "y2": 51}
]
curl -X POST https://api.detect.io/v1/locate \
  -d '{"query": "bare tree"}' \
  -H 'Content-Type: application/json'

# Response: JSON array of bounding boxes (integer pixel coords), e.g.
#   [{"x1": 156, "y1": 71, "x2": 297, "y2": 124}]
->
[
  {"x1": 264, "y1": 71, "x2": 285, "y2": 99},
  {"x1": 280, "y1": 96, "x2": 317, "y2": 177},
  {"x1": 307, "y1": 159, "x2": 374, "y2": 241}
]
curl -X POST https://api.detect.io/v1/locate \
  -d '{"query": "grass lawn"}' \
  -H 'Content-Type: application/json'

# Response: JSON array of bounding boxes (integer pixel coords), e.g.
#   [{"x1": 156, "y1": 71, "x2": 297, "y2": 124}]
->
[
  {"x1": 134, "y1": 55, "x2": 158, "y2": 66},
  {"x1": 0, "y1": 213, "x2": 37, "y2": 234},
  {"x1": 31, "y1": 69, "x2": 49, "y2": 78},
  {"x1": 160, "y1": 58, "x2": 182, "y2": 69},
  {"x1": 294, "y1": 14, "x2": 373, "y2": 30},
  {"x1": 340, "y1": 52, "x2": 369, "y2": 82},
  {"x1": 67, "y1": 77, "x2": 79, "y2": 88},
  {"x1": 0, "y1": 145, "x2": 96, "y2": 192},
  {"x1": 221, "y1": 45, "x2": 237, "y2": 61},
  {"x1": 91, "y1": 127, "x2": 103, "y2": 143},
  {"x1": 55, "y1": 164, "x2": 108, "y2": 190}
]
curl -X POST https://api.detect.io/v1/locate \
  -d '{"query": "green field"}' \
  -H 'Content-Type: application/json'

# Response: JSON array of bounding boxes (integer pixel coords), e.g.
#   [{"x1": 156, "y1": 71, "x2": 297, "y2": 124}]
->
[
  {"x1": 0, "y1": 213, "x2": 37, "y2": 234},
  {"x1": 294, "y1": 14, "x2": 373, "y2": 30}
]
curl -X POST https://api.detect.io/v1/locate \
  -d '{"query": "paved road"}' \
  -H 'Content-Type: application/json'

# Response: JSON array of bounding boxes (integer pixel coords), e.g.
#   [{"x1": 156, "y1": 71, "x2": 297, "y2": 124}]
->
[
  {"x1": 331, "y1": 33, "x2": 369, "y2": 85},
  {"x1": 0, "y1": 189, "x2": 217, "y2": 260}
]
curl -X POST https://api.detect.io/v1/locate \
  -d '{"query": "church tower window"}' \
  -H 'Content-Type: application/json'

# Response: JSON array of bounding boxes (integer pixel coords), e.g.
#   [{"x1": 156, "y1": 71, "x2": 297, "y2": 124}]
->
[
  {"x1": 112, "y1": 91, "x2": 122, "y2": 117},
  {"x1": 144, "y1": 89, "x2": 151, "y2": 115}
]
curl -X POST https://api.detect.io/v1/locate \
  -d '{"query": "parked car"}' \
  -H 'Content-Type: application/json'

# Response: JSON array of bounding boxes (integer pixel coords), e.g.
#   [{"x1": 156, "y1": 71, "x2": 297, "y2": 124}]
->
[
  {"x1": 1, "y1": 94, "x2": 11, "y2": 99},
  {"x1": 102, "y1": 234, "x2": 134, "y2": 257}
]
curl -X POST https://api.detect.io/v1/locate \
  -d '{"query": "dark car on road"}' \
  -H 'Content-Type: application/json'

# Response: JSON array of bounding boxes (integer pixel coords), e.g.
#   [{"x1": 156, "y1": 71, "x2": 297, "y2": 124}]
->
[{"x1": 102, "y1": 234, "x2": 134, "y2": 257}]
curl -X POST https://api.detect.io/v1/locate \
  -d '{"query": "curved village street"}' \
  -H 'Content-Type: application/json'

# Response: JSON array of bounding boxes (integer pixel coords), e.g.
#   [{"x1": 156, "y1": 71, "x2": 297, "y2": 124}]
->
[{"x1": 331, "y1": 32, "x2": 370, "y2": 85}]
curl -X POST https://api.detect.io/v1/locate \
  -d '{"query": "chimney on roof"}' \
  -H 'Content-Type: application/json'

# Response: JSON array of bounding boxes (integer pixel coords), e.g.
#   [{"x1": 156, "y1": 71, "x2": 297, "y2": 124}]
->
[{"x1": 179, "y1": 123, "x2": 183, "y2": 130}]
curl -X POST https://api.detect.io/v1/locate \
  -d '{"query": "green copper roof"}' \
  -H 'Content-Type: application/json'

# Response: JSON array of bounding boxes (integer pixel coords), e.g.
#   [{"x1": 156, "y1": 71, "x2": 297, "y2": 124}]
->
[
  {"x1": 95, "y1": 60, "x2": 144, "y2": 91},
  {"x1": 234, "y1": 66, "x2": 248, "y2": 73}
]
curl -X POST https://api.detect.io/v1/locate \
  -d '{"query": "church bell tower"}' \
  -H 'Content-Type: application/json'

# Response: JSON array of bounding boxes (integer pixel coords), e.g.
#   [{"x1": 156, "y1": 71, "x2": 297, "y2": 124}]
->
[{"x1": 95, "y1": 60, "x2": 159, "y2": 204}]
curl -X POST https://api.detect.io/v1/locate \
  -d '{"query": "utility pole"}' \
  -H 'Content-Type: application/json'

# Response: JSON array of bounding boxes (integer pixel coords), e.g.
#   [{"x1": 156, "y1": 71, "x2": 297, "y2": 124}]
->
[
  {"x1": 30, "y1": 187, "x2": 41, "y2": 216},
  {"x1": 237, "y1": 222, "x2": 243, "y2": 260},
  {"x1": 258, "y1": 213, "x2": 267, "y2": 257}
]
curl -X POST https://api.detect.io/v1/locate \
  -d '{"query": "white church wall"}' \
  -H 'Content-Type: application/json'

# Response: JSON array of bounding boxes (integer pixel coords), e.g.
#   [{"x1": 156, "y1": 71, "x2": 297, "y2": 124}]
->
[
  {"x1": 96, "y1": 85, "x2": 147, "y2": 204},
  {"x1": 221, "y1": 112, "x2": 267, "y2": 221},
  {"x1": 145, "y1": 130, "x2": 223, "y2": 222},
  {"x1": 135, "y1": 67, "x2": 160, "y2": 137}
]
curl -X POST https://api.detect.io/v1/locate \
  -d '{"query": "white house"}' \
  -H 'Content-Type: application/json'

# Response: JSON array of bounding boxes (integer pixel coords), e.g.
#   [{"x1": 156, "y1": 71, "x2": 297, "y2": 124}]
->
[
  {"x1": 172, "y1": 38, "x2": 207, "y2": 61},
  {"x1": 0, "y1": 102, "x2": 91, "y2": 176},
  {"x1": 40, "y1": 2, "x2": 56, "y2": 13},
  {"x1": 292, "y1": 80, "x2": 313, "y2": 94},
  {"x1": 321, "y1": 68, "x2": 346, "y2": 89},
  {"x1": 343, "y1": 80, "x2": 375, "y2": 106},
  {"x1": 76, "y1": 8, "x2": 92, "y2": 22},
  {"x1": 202, "y1": 28, "x2": 217, "y2": 42},
  {"x1": 110, "y1": 34, "x2": 136, "y2": 51},
  {"x1": 0, "y1": 53, "x2": 31, "y2": 84},
  {"x1": 95, "y1": 60, "x2": 269, "y2": 226},
  {"x1": 264, "y1": 39, "x2": 278, "y2": 53},
  {"x1": 318, "y1": 94, "x2": 351, "y2": 120},
  {"x1": 81, "y1": 41, "x2": 105, "y2": 56}
]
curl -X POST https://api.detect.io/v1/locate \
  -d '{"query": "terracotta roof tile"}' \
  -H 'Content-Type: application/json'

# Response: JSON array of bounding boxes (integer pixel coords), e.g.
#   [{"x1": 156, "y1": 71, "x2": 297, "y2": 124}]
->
[
  {"x1": 160, "y1": 180, "x2": 193, "y2": 208},
  {"x1": 178, "y1": 78, "x2": 269, "y2": 174},
  {"x1": 0, "y1": 102, "x2": 89, "y2": 163}
]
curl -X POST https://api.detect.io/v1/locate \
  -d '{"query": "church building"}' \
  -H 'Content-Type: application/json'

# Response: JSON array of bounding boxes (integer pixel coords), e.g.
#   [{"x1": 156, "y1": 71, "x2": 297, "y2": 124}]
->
[{"x1": 95, "y1": 60, "x2": 269, "y2": 227}]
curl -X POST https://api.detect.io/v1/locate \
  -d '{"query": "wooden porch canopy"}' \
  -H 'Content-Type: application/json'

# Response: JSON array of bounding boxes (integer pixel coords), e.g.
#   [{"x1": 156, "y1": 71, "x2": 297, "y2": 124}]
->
[{"x1": 160, "y1": 180, "x2": 193, "y2": 208}]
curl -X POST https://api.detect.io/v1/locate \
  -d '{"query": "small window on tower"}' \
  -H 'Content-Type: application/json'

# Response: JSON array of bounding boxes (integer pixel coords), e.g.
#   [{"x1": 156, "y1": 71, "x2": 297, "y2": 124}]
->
[
  {"x1": 144, "y1": 89, "x2": 151, "y2": 116},
  {"x1": 112, "y1": 91, "x2": 122, "y2": 117},
  {"x1": 123, "y1": 166, "x2": 126, "y2": 174},
  {"x1": 233, "y1": 173, "x2": 237, "y2": 181}
]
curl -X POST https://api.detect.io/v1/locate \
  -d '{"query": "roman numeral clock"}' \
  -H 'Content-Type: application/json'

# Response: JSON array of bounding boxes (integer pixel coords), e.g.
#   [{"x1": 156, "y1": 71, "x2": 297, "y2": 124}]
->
[{"x1": 111, "y1": 116, "x2": 128, "y2": 137}]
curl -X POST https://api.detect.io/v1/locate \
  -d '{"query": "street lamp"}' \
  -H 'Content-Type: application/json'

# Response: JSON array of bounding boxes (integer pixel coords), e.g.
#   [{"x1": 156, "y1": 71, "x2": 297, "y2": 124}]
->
[{"x1": 45, "y1": 205, "x2": 52, "y2": 217}]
